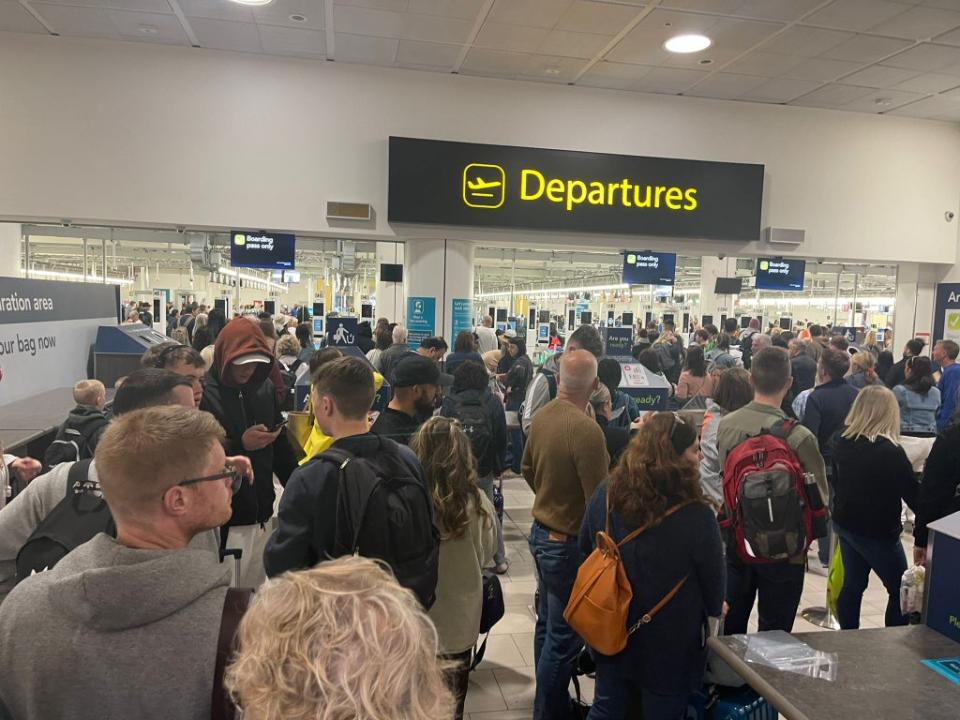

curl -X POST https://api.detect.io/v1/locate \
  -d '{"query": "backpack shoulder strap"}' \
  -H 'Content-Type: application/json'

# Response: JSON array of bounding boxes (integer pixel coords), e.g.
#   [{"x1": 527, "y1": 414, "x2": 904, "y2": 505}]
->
[
  {"x1": 66, "y1": 459, "x2": 95, "y2": 498},
  {"x1": 766, "y1": 418, "x2": 797, "y2": 440},
  {"x1": 212, "y1": 587, "x2": 253, "y2": 720}
]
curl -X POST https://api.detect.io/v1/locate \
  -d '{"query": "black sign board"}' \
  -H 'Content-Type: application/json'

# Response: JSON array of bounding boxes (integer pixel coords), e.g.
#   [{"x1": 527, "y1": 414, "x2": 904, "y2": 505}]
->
[{"x1": 388, "y1": 137, "x2": 764, "y2": 241}]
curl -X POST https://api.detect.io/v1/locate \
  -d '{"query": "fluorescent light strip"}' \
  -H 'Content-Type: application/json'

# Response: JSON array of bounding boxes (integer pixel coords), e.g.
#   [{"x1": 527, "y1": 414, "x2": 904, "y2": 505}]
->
[
  {"x1": 738, "y1": 296, "x2": 896, "y2": 308},
  {"x1": 217, "y1": 266, "x2": 287, "y2": 292},
  {"x1": 22, "y1": 268, "x2": 133, "y2": 285},
  {"x1": 478, "y1": 283, "x2": 704, "y2": 299}
]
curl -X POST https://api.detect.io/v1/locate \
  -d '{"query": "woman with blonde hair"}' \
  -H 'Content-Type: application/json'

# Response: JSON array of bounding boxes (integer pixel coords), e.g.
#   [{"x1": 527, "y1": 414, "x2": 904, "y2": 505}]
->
[
  {"x1": 411, "y1": 416, "x2": 495, "y2": 720},
  {"x1": 832, "y1": 385, "x2": 919, "y2": 630},
  {"x1": 225, "y1": 556, "x2": 455, "y2": 720},
  {"x1": 846, "y1": 351, "x2": 880, "y2": 390},
  {"x1": 579, "y1": 413, "x2": 724, "y2": 718}
]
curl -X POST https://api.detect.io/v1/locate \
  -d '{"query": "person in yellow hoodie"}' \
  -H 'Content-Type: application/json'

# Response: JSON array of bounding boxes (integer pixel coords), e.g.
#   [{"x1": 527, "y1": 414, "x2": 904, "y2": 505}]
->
[{"x1": 296, "y1": 348, "x2": 385, "y2": 464}]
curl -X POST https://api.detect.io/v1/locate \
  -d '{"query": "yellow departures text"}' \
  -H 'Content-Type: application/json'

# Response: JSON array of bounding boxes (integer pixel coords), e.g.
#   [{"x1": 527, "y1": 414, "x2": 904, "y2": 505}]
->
[{"x1": 519, "y1": 168, "x2": 698, "y2": 213}]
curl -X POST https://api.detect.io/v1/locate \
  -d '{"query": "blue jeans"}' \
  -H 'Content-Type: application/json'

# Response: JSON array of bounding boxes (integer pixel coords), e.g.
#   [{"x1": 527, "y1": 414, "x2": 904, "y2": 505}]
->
[
  {"x1": 588, "y1": 663, "x2": 688, "y2": 720},
  {"x1": 529, "y1": 521, "x2": 582, "y2": 720},
  {"x1": 835, "y1": 524, "x2": 908, "y2": 630}
]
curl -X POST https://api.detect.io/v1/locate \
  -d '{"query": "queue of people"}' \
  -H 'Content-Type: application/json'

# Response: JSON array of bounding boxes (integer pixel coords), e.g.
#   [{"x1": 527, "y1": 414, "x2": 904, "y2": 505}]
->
[{"x1": 0, "y1": 308, "x2": 956, "y2": 720}]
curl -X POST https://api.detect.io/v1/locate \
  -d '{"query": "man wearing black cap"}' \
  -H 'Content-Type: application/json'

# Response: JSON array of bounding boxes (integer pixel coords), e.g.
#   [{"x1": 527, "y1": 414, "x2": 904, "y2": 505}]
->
[{"x1": 371, "y1": 354, "x2": 452, "y2": 445}]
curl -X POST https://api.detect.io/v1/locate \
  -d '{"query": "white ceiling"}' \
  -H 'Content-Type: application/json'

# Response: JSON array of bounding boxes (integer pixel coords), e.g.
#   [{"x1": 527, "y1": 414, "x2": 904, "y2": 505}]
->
[{"x1": 4, "y1": 0, "x2": 960, "y2": 120}]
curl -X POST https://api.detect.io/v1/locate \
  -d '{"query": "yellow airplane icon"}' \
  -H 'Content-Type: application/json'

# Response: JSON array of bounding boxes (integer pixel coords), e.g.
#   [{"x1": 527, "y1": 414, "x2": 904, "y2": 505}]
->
[{"x1": 463, "y1": 163, "x2": 506, "y2": 209}]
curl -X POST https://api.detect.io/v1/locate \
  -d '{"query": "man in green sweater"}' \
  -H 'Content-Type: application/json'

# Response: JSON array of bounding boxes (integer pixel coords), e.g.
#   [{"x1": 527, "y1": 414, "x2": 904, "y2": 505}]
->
[{"x1": 522, "y1": 349, "x2": 609, "y2": 720}]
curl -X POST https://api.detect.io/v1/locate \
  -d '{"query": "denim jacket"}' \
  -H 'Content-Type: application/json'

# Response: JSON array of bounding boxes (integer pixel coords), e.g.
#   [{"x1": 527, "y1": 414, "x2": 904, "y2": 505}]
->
[{"x1": 893, "y1": 385, "x2": 941, "y2": 434}]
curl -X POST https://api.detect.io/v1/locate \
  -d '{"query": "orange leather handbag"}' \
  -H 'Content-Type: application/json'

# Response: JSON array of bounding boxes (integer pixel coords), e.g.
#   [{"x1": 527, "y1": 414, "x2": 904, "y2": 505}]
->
[{"x1": 563, "y1": 496, "x2": 692, "y2": 656}]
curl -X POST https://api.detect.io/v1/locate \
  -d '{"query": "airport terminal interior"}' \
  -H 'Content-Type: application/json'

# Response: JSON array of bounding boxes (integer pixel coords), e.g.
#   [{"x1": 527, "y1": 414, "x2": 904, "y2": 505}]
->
[{"x1": 2, "y1": 0, "x2": 960, "y2": 719}]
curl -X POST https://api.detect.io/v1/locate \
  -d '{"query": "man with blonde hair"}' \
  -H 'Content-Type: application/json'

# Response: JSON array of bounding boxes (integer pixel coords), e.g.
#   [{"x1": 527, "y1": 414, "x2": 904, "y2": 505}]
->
[
  {"x1": 522, "y1": 349, "x2": 609, "y2": 719},
  {"x1": 227, "y1": 556, "x2": 455, "y2": 720},
  {"x1": 0, "y1": 406, "x2": 239, "y2": 720}
]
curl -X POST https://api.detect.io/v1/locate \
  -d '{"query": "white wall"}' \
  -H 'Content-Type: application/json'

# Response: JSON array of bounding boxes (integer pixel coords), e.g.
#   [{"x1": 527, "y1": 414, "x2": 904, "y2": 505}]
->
[{"x1": 1, "y1": 33, "x2": 959, "y2": 266}]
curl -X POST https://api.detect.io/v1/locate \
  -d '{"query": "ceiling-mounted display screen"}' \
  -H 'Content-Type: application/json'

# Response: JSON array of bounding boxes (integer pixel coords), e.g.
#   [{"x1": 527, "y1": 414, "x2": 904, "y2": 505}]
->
[
  {"x1": 388, "y1": 137, "x2": 764, "y2": 241},
  {"x1": 755, "y1": 258, "x2": 806, "y2": 291},
  {"x1": 230, "y1": 231, "x2": 295, "y2": 270},
  {"x1": 622, "y1": 251, "x2": 677, "y2": 286},
  {"x1": 380, "y1": 263, "x2": 403, "y2": 282},
  {"x1": 714, "y1": 277, "x2": 743, "y2": 294}
]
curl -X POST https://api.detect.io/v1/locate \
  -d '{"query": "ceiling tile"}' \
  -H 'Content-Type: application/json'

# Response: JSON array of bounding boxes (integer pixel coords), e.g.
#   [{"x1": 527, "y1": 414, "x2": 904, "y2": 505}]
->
[
  {"x1": 684, "y1": 72, "x2": 767, "y2": 99},
  {"x1": 922, "y1": 0, "x2": 960, "y2": 10},
  {"x1": 335, "y1": 0, "x2": 409, "y2": 10},
  {"x1": 190, "y1": 17, "x2": 262, "y2": 52},
  {"x1": 475, "y1": 21, "x2": 550, "y2": 52},
  {"x1": 253, "y1": 0, "x2": 326, "y2": 31},
  {"x1": 461, "y1": 47, "x2": 531, "y2": 77},
  {"x1": 868, "y1": 4, "x2": 960, "y2": 39},
  {"x1": 726, "y1": 50, "x2": 806, "y2": 76},
  {"x1": 607, "y1": 8, "x2": 717, "y2": 65},
  {"x1": 707, "y1": 16, "x2": 786, "y2": 52},
  {"x1": 661, "y1": 0, "x2": 742, "y2": 12},
  {"x1": 0, "y1": 1, "x2": 46, "y2": 33},
  {"x1": 396, "y1": 39, "x2": 460, "y2": 67},
  {"x1": 732, "y1": 0, "x2": 826, "y2": 23},
  {"x1": 821, "y1": 34, "x2": 913, "y2": 63},
  {"x1": 31, "y1": 4, "x2": 118, "y2": 38},
  {"x1": 487, "y1": 0, "x2": 574, "y2": 29},
  {"x1": 556, "y1": 0, "x2": 640, "y2": 34},
  {"x1": 519, "y1": 54, "x2": 585, "y2": 82},
  {"x1": 838, "y1": 64, "x2": 920, "y2": 87},
  {"x1": 933, "y1": 25, "x2": 960, "y2": 45},
  {"x1": 789, "y1": 82, "x2": 876, "y2": 107},
  {"x1": 740, "y1": 76, "x2": 821, "y2": 102},
  {"x1": 883, "y1": 42, "x2": 960, "y2": 70},
  {"x1": 257, "y1": 24, "x2": 326, "y2": 57},
  {"x1": 662, "y1": 48, "x2": 741, "y2": 70},
  {"x1": 633, "y1": 66, "x2": 709, "y2": 93},
  {"x1": 177, "y1": 0, "x2": 254, "y2": 22},
  {"x1": 334, "y1": 32, "x2": 399, "y2": 63},
  {"x1": 402, "y1": 13, "x2": 472, "y2": 43},
  {"x1": 891, "y1": 71, "x2": 960, "y2": 92},
  {"x1": 783, "y1": 56, "x2": 863, "y2": 81},
  {"x1": 577, "y1": 60, "x2": 652, "y2": 89},
  {"x1": 888, "y1": 95, "x2": 957, "y2": 117},
  {"x1": 538, "y1": 29, "x2": 613, "y2": 59},
  {"x1": 802, "y1": 0, "x2": 915, "y2": 32},
  {"x1": 333, "y1": 5, "x2": 405, "y2": 38},
  {"x1": 407, "y1": 0, "x2": 486, "y2": 19},
  {"x1": 37, "y1": 0, "x2": 171, "y2": 10},
  {"x1": 108, "y1": 10, "x2": 190, "y2": 44},
  {"x1": 838, "y1": 88, "x2": 926, "y2": 112},
  {"x1": 760, "y1": 25, "x2": 853, "y2": 56}
]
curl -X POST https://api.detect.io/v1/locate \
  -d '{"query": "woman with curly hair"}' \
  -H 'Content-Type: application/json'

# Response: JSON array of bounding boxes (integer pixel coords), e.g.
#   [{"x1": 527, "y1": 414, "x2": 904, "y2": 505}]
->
[
  {"x1": 578, "y1": 413, "x2": 725, "y2": 719},
  {"x1": 225, "y1": 555, "x2": 455, "y2": 720},
  {"x1": 411, "y1": 415, "x2": 496, "y2": 719}
]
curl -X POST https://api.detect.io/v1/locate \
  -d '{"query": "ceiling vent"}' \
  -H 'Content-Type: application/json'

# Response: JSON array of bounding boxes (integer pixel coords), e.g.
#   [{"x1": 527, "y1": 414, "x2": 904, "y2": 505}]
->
[
  {"x1": 327, "y1": 201, "x2": 372, "y2": 221},
  {"x1": 763, "y1": 227, "x2": 805, "y2": 246}
]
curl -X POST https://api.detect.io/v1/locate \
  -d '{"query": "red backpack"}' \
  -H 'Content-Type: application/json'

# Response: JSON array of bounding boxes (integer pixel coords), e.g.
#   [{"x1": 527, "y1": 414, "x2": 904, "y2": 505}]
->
[{"x1": 720, "y1": 419, "x2": 826, "y2": 564}]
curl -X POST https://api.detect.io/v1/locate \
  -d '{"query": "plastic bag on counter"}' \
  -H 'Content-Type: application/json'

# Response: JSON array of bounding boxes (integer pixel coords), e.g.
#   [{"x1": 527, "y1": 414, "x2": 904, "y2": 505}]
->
[
  {"x1": 744, "y1": 630, "x2": 838, "y2": 682},
  {"x1": 900, "y1": 565, "x2": 925, "y2": 620}
]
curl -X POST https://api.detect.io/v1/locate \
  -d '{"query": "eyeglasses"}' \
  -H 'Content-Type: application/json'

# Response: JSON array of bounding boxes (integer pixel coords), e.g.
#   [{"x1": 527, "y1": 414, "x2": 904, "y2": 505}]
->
[{"x1": 179, "y1": 468, "x2": 242, "y2": 495}]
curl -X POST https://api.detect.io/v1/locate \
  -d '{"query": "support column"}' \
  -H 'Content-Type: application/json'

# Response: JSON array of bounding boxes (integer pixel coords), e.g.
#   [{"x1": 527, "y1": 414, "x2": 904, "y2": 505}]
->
[
  {"x1": 0, "y1": 223, "x2": 22, "y2": 278},
  {"x1": 375, "y1": 241, "x2": 404, "y2": 322},
  {"x1": 404, "y1": 238, "x2": 475, "y2": 344},
  {"x1": 698, "y1": 256, "x2": 737, "y2": 326},
  {"x1": 893, "y1": 262, "x2": 937, "y2": 352}
]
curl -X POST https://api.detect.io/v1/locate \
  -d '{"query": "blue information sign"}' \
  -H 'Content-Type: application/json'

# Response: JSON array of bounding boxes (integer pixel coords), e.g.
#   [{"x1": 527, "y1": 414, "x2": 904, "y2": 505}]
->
[
  {"x1": 923, "y1": 658, "x2": 960, "y2": 686},
  {"x1": 602, "y1": 327, "x2": 634, "y2": 359},
  {"x1": 406, "y1": 296, "x2": 436, "y2": 350},
  {"x1": 933, "y1": 283, "x2": 960, "y2": 345},
  {"x1": 451, "y1": 298, "x2": 473, "y2": 342},
  {"x1": 326, "y1": 317, "x2": 358, "y2": 347}
]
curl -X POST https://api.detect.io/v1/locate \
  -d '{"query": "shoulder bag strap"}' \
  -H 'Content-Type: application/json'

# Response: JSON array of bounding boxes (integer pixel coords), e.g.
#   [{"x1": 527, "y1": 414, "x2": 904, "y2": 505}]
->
[
  {"x1": 629, "y1": 576, "x2": 689, "y2": 634},
  {"x1": 211, "y1": 587, "x2": 253, "y2": 720},
  {"x1": 615, "y1": 499, "x2": 697, "y2": 549}
]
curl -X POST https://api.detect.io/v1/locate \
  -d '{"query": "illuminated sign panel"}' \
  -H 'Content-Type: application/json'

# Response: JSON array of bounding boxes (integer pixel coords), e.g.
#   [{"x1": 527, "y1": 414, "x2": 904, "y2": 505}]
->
[{"x1": 388, "y1": 137, "x2": 764, "y2": 241}]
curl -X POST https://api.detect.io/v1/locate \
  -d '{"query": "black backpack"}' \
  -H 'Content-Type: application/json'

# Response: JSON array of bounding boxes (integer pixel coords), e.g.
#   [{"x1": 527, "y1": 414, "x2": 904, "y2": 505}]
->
[
  {"x1": 43, "y1": 423, "x2": 97, "y2": 467},
  {"x1": 539, "y1": 367, "x2": 558, "y2": 401},
  {"x1": 318, "y1": 439, "x2": 439, "y2": 609},
  {"x1": 278, "y1": 359, "x2": 302, "y2": 412},
  {"x1": 446, "y1": 393, "x2": 494, "y2": 475},
  {"x1": 16, "y1": 460, "x2": 115, "y2": 582}
]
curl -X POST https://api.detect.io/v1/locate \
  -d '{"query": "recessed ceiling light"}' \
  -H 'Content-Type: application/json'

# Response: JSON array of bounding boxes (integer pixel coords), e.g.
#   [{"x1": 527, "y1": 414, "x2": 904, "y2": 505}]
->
[
  {"x1": 289, "y1": 13, "x2": 307, "y2": 22},
  {"x1": 545, "y1": 67, "x2": 561, "y2": 75},
  {"x1": 138, "y1": 24, "x2": 158, "y2": 34},
  {"x1": 228, "y1": 0, "x2": 274, "y2": 6},
  {"x1": 875, "y1": 97, "x2": 892, "y2": 106},
  {"x1": 664, "y1": 34, "x2": 711, "y2": 54}
]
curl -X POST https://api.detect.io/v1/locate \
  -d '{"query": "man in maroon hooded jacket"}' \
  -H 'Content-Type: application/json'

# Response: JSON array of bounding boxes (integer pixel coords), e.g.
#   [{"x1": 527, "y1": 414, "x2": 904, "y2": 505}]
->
[{"x1": 200, "y1": 317, "x2": 292, "y2": 585}]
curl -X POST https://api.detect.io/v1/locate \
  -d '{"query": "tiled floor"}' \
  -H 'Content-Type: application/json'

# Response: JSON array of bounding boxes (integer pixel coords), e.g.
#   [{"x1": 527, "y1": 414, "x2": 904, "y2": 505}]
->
[{"x1": 466, "y1": 474, "x2": 908, "y2": 719}]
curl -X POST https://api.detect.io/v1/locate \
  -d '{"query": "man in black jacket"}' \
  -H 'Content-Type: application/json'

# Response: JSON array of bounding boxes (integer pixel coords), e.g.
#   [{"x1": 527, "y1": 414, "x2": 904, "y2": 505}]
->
[
  {"x1": 200, "y1": 317, "x2": 291, "y2": 586},
  {"x1": 885, "y1": 338, "x2": 925, "y2": 389},
  {"x1": 263, "y1": 357, "x2": 438, "y2": 607},
  {"x1": 789, "y1": 339, "x2": 818, "y2": 396}
]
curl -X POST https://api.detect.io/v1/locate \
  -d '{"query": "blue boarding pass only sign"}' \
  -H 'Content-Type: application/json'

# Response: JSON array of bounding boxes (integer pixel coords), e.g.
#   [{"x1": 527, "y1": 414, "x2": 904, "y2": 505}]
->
[{"x1": 923, "y1": 657, "x2": 960, "y2": 685}]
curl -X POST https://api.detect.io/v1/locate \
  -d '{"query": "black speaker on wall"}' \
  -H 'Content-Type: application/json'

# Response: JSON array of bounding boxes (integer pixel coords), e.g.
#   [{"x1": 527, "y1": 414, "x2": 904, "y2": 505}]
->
[
  {"x1": 529, "y1": 308, "x2": 537, "y2": 328},
  {"x1": 568, "y1": 309, "x2": 575, "y2": 330},
  {"x1": 682, "y1": 312, "x2": 690, "y2": 332}
]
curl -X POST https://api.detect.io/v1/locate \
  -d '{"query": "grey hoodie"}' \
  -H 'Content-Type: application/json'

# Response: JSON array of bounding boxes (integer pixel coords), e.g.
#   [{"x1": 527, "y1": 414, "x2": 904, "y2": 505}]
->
[
  {"x1": 0, "y1": 533, "x2": 230, "y2": 720},
  {"x1": 698, "y1": 399, "x2": 725, "y2": 509}
]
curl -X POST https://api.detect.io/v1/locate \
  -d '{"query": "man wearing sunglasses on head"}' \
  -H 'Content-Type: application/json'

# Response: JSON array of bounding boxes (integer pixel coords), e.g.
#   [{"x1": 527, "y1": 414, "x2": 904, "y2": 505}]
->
[
  {"x1": 0, "y1": 405, "x2": 240, "y2": 720},
  {"x1": 0, "y1": 369, "x2": 252, "y2": 601}
]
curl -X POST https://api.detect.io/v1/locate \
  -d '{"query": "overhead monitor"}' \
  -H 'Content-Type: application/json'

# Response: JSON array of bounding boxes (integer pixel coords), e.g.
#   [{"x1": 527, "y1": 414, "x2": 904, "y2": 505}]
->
[
  {"x1": 622, "y1": 312, "x2": 634, "y2": 327},
  {"x1": 263, "y1": 300, "x2": 276, "y2": 316},
  {"x1": 230, "y1": 231, "x2": 296, "y2": 270},
  {"x1": 379, "y1": 263, "x2": 404, "y2": 282},
  {"x1": 361, "y1": 304, "x2": 374, "y2": 319},
  {"x1": 755, "y1": 258, "x2": 806, "y2": 291},
  {"x1": 271, "y1": 270, "x2": 301, "y2": 283},
  {"x1": 580, "y1": 311, "x2": 592, "y2": 326},
  {"x1": 714, "y1": 277, "x2": 743, "y2": 294},
  {"x1": 313, "y1": 302, "x2": 325, "y2": 319},
  {"x1": 538, "y1": 310, "x2": 551, "y2": 323},
  {"x1": 701, "y1": 314, "x2": 714, "y2": 327},
  {"x1": 622, "y1": 251, "x2": 677, "y2": 286},
  {"x1": 662, "y1": 313, "x2": 674, "y2": 325},
  {"x1": 780, "y1": 317, "x2": 792, "y2": 330},
  {"x1": 740, "y1": 316, "x2": 752, "y2": 329},
  {"x1": 496, "y1": 308, "x2": 508, "y2": 322}
]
